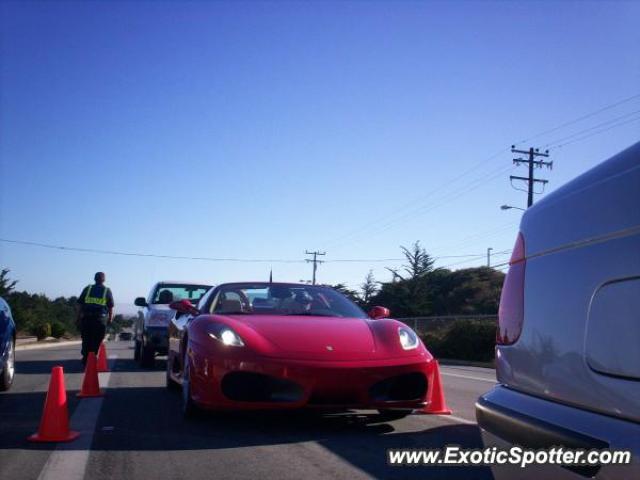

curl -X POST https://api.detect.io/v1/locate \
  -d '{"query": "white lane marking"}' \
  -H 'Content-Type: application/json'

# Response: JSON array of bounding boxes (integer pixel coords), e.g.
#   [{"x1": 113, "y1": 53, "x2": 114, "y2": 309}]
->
[
  {"x1": 37, "y1": 355, "x2": 118, "y2": 480},
  {"x1": 440, "y1": 371, "x2": 496, "y2": 383},
  {"x1": 16, "y1": 341, "x2": 82, "y2": 352},
  {"x1": 436, "y1": 414, "x2": 476, "y2": 425},
  {"x1": 442, "y1": 365, "x2": 495, "y2": 373}
]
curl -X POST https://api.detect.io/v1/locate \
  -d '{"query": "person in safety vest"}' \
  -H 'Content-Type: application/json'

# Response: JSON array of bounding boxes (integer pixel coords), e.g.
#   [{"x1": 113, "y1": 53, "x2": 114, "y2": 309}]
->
[{"x1": 77, "y1": 272, "x2": 114, "y2": 366}]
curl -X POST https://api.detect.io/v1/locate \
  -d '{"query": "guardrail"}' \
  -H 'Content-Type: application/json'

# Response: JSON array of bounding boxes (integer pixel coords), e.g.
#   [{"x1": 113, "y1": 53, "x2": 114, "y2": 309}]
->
[{"x1": 397, "y1": 315, "x2": 497, "y2": 335}]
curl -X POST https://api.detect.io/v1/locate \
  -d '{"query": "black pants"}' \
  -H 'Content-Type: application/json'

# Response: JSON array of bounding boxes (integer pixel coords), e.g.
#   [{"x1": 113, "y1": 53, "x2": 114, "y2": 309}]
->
[{"x1": 81, "y1": 314, "x2": 106, "y2": 365}]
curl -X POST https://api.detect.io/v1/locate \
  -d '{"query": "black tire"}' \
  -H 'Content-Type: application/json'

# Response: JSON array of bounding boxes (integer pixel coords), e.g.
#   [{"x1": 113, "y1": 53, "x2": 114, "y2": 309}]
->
[
  {"x1": 181, "y1": 353, "x2": 198, "y2": 418},
  {"x1": 0, "y1": 338, "x2": 15, "y2": 391},
  {"x1": 376, "y1": 409, "x2": 413, "y2": 421},
  {"x1": 140, "y1": 342, "x2": 155, "y2": 368},
  {"x1": 133, "y1": 340, "x2": 141, "y2": 361}
]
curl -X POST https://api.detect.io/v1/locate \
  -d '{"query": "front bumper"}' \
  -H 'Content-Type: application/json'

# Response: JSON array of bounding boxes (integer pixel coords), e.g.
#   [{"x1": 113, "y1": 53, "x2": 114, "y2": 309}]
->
[
  {"x1": 188, "y1": 346, "x2": 434, "y2": 411},
  {"x1": 144, "y1": 326, "x2": 168, "y2": 353}
]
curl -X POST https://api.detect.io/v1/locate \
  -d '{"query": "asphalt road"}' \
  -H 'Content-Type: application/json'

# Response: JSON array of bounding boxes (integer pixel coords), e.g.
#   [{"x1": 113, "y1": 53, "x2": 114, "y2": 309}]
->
[{"x1": 0, "y1": 342, "x2": 497, "y2": 480}]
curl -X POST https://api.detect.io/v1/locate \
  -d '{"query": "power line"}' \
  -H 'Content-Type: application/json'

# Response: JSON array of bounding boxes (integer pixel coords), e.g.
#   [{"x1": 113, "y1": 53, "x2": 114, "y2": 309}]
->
[
  {"x1": 0, "y1": 238, "x2": 308, "y2": 263},
  {"x1": 514, "y1": 92, "x2": 640, "y2": 145},
  {"x1": 491, "y1": 260, "x2": 511, "y2": 269},
  {"x1": 321, "y1": 148, "x2": 510, "y2": 250},
  {"x1": 322, "y1": 93, "x2": 640, "y2": 250},
  {"x1": 543, "y1": 109, "x2": 640, "y2": 148},
  {"x1": 428, "y1": 222, "x2": 518, "y2": 256},
  {"x1": 373, "y1": 166, "x2": 514, "y2": 234},
  {"x1": 439, "y1": 254, "x2": 486, "y2": 268},
  {"x1": 549, "y1": 116, "x2": 640, "y2": 150},
  {"x1": 438, "y1": 249, "x2": 511, "y2": 270},
  {"x1": 0, "y1": 237, "x2": 511, "y2": 265},
  {"x1": 326, "y1": 253, "x2": 492, "y2": 263},
  {"x1": 326, "y1": 163, "x2": 516, "y2": 251}
]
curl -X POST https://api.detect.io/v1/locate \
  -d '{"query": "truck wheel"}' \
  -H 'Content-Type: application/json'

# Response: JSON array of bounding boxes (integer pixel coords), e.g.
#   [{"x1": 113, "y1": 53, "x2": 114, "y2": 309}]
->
[
  {"x1": 0, "y1": 338, "x2": 15, "y2": 391},
  {"x1": 140, "y1": 343, "x2": 155, "y2": 368}
]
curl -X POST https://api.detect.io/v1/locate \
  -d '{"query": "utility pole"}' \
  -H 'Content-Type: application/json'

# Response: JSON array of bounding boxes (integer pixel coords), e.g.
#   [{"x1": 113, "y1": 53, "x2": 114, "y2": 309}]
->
[
  {"x1": 510, "y1": 146, "x2": 552, "y2": 207},
  {"x1": 487, "y1": 247, "x2": 493, "y2": 267},
  {"x1": 305, "y1": 250, "x2": 326, "y2": 285}
]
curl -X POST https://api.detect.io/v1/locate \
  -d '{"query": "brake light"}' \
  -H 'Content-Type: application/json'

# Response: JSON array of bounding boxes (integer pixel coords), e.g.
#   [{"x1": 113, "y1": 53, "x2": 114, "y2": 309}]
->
[{"x1": 497, "y1": 232, "x2": 526, "y2": 345}]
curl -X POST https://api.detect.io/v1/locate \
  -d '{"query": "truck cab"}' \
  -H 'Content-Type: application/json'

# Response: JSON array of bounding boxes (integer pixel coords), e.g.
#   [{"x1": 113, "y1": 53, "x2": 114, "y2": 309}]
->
[{"x1": 134, "y1": 282, "x2": 212, "y2": 368}]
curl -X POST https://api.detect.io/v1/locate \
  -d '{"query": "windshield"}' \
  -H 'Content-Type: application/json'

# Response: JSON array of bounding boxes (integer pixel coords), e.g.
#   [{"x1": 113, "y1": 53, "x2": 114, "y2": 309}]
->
[
  {"x1": 210, "y1": 283, "x2": 367, "y2": 318},
  {"x1": 152, "y1": 284, "x2": 211, "y2": 305}
]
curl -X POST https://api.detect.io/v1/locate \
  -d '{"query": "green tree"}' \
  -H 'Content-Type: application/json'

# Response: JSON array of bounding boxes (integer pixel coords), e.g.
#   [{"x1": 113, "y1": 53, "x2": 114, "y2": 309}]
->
[
  {"x1": 386, "y1": 241, "x2": 435, "y2": 281},
  {"x1": 369, "y1": 241, "x2": 505, "y2": 318},
  {"x1": 359, "y1": 270, "x2": 378, "y2": 307},
  {"x1": 107, "y1": 314, "x2": 134, "y2": 335},
  {"x1": 375, "y1": 241, "x2": 437, "y2": 317},
  {"x1": 50, "y1": 322, "x2": 66, "y2": 338},
  {"x1": 7, "y1": 290, "x2": 79, "y2": 337},
  {"x1": 0, "y1": 268, "x2": 18, "y2": 296},
  {"x1": 331, "y1": 284, "x2": 361, "y2": 304}
]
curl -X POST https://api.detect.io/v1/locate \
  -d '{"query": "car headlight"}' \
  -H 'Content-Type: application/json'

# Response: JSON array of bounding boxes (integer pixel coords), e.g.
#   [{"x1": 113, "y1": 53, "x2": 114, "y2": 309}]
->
[
  {"x1": 398, "y1": 327, "x2": 419, "y2": 350},
  {"x1": 209, "y1": 327, "x2": 244, "y2": 347}
]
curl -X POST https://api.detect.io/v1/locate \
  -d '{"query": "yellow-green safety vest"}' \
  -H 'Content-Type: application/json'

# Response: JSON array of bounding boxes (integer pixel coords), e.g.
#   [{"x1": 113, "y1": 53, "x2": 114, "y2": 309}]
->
[{"x1": 84, "y1": 285, "x2": 108, "y2": 307}]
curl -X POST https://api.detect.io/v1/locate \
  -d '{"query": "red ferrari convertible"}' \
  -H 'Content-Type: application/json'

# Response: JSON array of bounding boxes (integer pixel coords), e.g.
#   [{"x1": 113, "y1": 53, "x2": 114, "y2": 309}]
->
[{"x1": 167, "y1": 282, "x2": 447, "y2": 418}]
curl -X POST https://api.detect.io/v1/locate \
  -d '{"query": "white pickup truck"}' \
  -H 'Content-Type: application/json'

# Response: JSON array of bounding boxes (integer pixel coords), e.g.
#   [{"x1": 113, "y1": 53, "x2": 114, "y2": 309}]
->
[{"x1": 134, "y1": 281, "x2": 212, "y2": 368}]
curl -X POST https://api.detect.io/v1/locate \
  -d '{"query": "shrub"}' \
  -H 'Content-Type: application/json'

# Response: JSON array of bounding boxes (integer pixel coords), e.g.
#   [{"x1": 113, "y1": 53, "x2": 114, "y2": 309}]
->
[
  {"x1": 420, "y1": 331, "x2": 445, "y2": 357},
  {"x1": 419, "y1": 319, "x2": 496, "y2": 362},
  {"x1": 31, "y1": 321, "x2": 52, "y2": 341},
  {"x1": 50, "y1": 322, "x2": 66, "y2": 339}
]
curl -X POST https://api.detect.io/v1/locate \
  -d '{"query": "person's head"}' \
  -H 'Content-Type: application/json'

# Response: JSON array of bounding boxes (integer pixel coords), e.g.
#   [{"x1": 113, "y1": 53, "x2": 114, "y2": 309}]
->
[
  {"x1": 158, "y1": 289, "x2": 173, "y2": 304},
  {"x1": 94, "y1": 272, "x2": 106, "y2": 285}
]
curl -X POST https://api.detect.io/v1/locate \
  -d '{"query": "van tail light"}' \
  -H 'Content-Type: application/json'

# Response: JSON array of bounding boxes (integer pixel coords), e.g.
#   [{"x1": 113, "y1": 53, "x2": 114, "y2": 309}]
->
[{"x1": 497, "y1": 232, "x2": 526, "y2": 345}]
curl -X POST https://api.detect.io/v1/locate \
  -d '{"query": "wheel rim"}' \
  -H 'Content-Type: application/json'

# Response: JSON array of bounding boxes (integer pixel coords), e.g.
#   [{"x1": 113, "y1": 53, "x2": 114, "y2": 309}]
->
[{"x1": 6, "y1": 340, "x2": 14, "y2": 381}]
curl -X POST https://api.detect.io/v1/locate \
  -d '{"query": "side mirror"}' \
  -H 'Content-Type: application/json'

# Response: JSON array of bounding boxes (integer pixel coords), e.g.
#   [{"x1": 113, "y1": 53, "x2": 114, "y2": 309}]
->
[
  {"x1": 368, "y1": 306, "x2": 390, "y2": 320},
  {"x1": 134, "y1": 297, "x2": 148, "y2": 307},
  {"x1": 170, "y1": 299, "x2": 199, "y2": 316}
]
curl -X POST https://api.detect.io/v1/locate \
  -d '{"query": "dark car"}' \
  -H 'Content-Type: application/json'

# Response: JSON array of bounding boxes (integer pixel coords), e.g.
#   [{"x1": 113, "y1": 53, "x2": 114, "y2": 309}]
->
[
  {"x1": 0, "y1": 297, "x2": 16, "y2": 391},
  {"x1": 119, "y1": 331, "x2": 133, "y2": 341}
]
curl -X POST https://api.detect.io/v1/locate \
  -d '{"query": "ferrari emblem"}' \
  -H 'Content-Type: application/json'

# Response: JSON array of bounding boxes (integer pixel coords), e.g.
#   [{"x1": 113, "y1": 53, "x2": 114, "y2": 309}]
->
[{"x1": 326, "y1": 345, "x2": 334, "y2": 351}]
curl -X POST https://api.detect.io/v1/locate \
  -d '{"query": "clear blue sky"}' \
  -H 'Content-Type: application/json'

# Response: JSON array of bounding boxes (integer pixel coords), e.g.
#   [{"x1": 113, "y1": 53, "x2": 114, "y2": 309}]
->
[{"x1": 1, "y1": 1, "x2": 639, "y2": 314}]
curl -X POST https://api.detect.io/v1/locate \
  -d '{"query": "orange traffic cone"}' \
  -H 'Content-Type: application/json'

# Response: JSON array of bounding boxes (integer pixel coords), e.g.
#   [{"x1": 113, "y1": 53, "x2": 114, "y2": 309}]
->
[
  {"x1": 77, "y1": 352, "x2": 104, "y2": 398},
  {"x1": 28, "y1": 366, "x2": 80, "y2": 442},
  {"x1": 97, "y1": 343, "x2": 109, "y2": 372},
  {"x1": 417, "y1": 360, "x2": 452, "y2": 415}
]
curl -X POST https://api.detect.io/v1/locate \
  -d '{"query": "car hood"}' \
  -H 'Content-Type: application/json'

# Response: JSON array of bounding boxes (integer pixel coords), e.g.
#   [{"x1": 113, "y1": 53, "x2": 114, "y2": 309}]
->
[
  {"x1": 148, "y1": 304, "x2": 173, "y2": 311},
  {"x1": 230, "y1": 315, "x2": 376, "y2": 358},
  {"x1": 146, "y1": 305, "x2": 175, "y2": 327}
]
